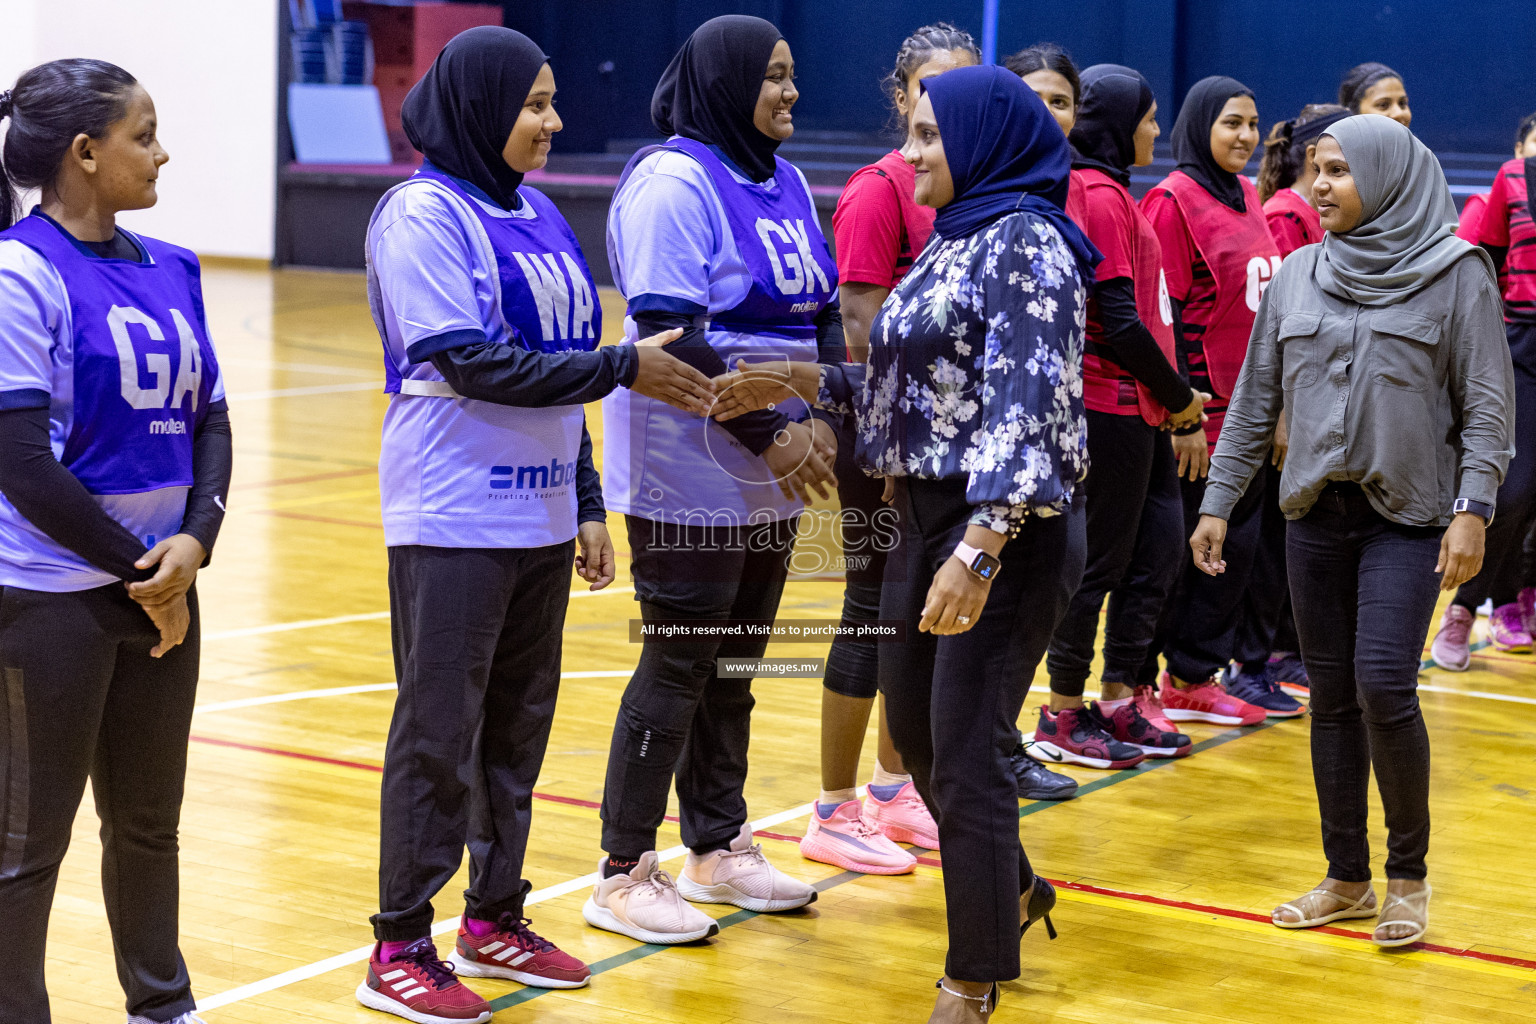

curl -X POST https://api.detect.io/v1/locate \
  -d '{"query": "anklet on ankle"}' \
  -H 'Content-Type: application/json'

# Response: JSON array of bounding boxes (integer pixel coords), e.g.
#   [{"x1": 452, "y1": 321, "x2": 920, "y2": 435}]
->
[{"x1": 935, "y1": 979, "x2": 999, "y2": 1015}]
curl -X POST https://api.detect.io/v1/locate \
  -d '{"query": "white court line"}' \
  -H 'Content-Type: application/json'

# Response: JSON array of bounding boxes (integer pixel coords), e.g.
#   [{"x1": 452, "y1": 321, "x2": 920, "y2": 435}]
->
[
  {"x1": 192, "y1": 672, "x2": 633, "y2": 716},
  {"x1": 1419, "y1": 683, "x2": 1536, "y2": 706},
  {"x1": 194, "y1": 798, "x2": 819, "y2": 1012},
  {"x1": 202, "y1": 587, "x2": 634, "y2": 641},
  {"x1": 225, "y1": 381, "x2": 382, "y2": 401}
]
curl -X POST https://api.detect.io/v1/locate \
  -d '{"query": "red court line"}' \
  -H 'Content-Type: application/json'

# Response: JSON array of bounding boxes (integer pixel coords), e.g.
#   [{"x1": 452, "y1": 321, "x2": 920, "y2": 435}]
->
[
  {"x1": 231, "y1": 467, "x2": 377, "y2": 491},
  {"x1": 188, "y1": 734, "x2": 679, "y2": 822},
  {"x1": 252, "y1": 510, "x2": 384, "y2": 529},
  {"x1": 191, "y1": 738, "x2": 1536, "y2": 973},
  {"x1": 906, "y1": 852, "x2": 1536, "y2": 971}
]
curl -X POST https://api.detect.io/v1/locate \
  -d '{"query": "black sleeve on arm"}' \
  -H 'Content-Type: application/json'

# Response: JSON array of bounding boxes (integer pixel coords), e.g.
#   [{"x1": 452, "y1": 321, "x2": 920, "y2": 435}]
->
[
  {"x1": 1483, "y1": 244, "x2": 1508, "y2": 277},
  {"x1": 179, "y1": 399, "x2": 232, "y2": 563},
  {"x1": 423, "y1": 329, "x2": 639, "y2": 408},
  {"x1": 1169, "y1": 297, "x2": 1192, "y2": 379},
  {"x1": 0, "y1": 405, "x2": 154, "y2": 582},
  {"x1": 631, "y1": 309, "x2": 788, "y2": 456},
  {"x1": 814, "y1": 301, "x2": 846, "y2": 364},
  {"x1": 575, "y1": 423, "x2": 605, "y2": 525},
  {"x1": 1167, "y1": 297, "x2": 1204, "y2": 436},
  {"x1": 1094, "y1": 277, "x2": 1195, "y2": 414}
]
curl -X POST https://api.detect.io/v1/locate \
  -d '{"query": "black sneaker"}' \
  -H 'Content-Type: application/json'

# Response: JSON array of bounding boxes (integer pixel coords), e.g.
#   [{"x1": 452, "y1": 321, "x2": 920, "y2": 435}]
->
[
  {"x1": 1009, "y1": 743, "x2": 1078, "y2": 800},
  {"x1": 1266, "y1": 653, "x2": 1311, "y2": 697}
]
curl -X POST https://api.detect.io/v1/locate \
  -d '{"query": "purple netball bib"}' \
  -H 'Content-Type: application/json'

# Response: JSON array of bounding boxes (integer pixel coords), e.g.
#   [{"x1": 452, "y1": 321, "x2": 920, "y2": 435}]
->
[
  {"x1": 622, "y1": 138, "x2": 838, "y2": 337},
  {"x1": 417, "y1": 166, "x2": 601, "y2": 354},
  {"x1": 5, "y1": 215, "x2": 218, "y2": 494}
]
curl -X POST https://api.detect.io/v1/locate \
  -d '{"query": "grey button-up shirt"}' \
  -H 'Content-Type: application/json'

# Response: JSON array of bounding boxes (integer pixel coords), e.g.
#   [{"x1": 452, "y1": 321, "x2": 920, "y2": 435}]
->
[{"x1": 1201, "y1": 247, "x2": 1513, "y2": 527}]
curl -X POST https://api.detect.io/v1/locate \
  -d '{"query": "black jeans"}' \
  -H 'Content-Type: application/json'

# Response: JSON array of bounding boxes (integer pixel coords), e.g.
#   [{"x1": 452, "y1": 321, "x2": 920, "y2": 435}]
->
[
  {"x1": 1047, "y1": 413, "x2": 1183, "y2": 694},
  {"x1": 1235, "y1": 463, "x2": 1300, "y2": 668},
  {"x1": 0, "y1": 583, "x2": 200, "y2": 1024},
  {"x1": 1287, "y1": 484, "x2": 1440, "y2": 881},
  {"x1": 881, "y1": 478, "x2": 1086, "y2": 982},
  {"x1": 1456, "y1": 330, "x2": 1536, "y2": 610},
  {"x1": 1157, "y1": 468, "x2": 1266, "y2": 683},
  {"x1": 600, "y1": 515, "x2": 798, "y2": 856},
  {"x1": 823, "y1": 415, "x2": 894, "y2": 700},
  {"x1": 374, "y1": 542, "x2": 572, "y2": 940}
]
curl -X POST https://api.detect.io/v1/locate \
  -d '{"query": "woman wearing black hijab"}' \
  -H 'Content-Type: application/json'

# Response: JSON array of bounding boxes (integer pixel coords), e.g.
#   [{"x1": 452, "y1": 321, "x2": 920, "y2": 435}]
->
[
  {"x1": 586, "y1": 14, "x2": 838, "y2": 946},
  {"x1": 358, "y1": 27, "x2": 714, "y2": 1024},
  {"x1": 1139, "y1": 76, "x2": 1293, "y2": 724},
  {"x1": 1033, "y1": 65, "x2": 1203, "y2": 770}
]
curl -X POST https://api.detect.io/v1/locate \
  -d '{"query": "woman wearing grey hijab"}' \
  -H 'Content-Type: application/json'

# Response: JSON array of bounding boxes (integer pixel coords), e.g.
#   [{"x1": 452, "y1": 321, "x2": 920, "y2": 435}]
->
[{"x1": 1189, "y1": 115, "x2": 1514, "y2": 948}]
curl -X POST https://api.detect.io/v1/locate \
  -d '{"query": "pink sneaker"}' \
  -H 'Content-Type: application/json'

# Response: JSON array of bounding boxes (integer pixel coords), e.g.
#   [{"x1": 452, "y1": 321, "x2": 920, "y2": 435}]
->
[
  {"x1": 677, "y1": 825, "x2": 818, "y2": 912},
  {"x1": 1520, "y1": 587, "x2": 1536, "y2": 636},
  {"x1": 1488, "y1": 602, "x2": 1533, "y2": 652},
  {"x1": 800, "y1": 799, "x2": 915, "y2": 874},
  {"x1": 861, "y1": 781, "x2": 940, "y2": 850},
  {"x1": 1158, "y1": 672, "x2": 1265, "y2": 726},
  {"x1": 1430, "y1": 604, "x2": 1473, "y2": 671},
  {"x1": 1132, "y1": 683, "x2": 1182, "y2": 737}
]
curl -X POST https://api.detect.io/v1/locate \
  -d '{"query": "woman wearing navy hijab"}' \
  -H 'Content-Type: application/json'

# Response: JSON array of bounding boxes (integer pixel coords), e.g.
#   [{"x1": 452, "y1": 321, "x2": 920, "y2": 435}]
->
[{"x1": 714, "y1": 64, "x2": 1097, "y2": 1020}]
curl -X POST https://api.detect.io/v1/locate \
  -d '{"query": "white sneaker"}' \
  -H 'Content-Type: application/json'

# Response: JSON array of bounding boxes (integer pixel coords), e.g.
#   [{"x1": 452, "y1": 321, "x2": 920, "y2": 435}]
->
[
  {"x1": 582, "y1": 851, "x2": 719, "y2": 944},
  {"x1": 676, "y1": 824, "x2": 818, "y2": 912},
  {"x1": 128, "y1": 1015, "x2": 207, "y2": 1024}
]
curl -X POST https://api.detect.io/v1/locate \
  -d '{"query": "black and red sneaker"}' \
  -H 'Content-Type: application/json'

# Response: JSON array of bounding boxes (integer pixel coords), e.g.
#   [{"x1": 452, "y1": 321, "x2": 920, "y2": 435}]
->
[
  {"x1": 1029, "y1": 706, "x2": 1146, "y2": 770},
  {"x1": 1094, "y1": 700, "x2": 1191, "y2": 759},
  {"x1": 357, "y1": 937, "x2": 491, "y2": 1024},
  {"x1": 449, "y1": 913, "x2": 591, "y2": 989}
]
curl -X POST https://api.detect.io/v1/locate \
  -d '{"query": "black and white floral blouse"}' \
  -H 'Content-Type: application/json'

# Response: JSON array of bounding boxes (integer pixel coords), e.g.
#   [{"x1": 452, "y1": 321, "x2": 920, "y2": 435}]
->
[{"x1": 819, "y1": 209, "x2": 1090, "y2": 533}]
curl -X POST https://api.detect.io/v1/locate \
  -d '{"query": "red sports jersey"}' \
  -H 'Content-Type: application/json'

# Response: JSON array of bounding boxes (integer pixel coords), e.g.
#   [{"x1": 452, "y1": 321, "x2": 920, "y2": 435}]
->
[
  {"x1": 1457, "y1": 191, "x2": 1489, "y2": 244},
  {"x1": 1478, "y1": 157, "x2": 1536, "y2": 323},
  {"x1": 1263, "y1": 187, "x2": 1322, "y2": 259},
  {"x1": 1141, "y1": 171, "x2": 1279, "y2": 449},
  {"x1": 832, "y1": 150, "x2": 936, "y2": 289},
  {"x1": 1067, "y1": 168, "x2": 1178, "y2": 425}
]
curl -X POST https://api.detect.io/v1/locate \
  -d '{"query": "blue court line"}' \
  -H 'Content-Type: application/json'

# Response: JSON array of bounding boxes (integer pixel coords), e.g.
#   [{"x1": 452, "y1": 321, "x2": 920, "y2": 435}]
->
[
  {"x1": 1420, "y1": 638, "x2": 1492, "y2": 672},
  {"x1": 487, "y1": 720, "x2": 1277, "y2": 1012}
]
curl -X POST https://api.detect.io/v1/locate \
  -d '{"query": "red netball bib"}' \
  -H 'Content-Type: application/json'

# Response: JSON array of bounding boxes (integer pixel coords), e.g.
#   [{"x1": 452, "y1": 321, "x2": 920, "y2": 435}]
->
[{"x1": 1160, "y1": 170, "x2": 1279, "y2": 396}]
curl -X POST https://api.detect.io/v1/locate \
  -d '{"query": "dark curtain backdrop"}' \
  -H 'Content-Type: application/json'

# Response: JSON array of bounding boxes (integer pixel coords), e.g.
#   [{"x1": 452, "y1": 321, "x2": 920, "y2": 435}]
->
[{"x1": 496, "y1": 0, "x2": 1536, "y2": 156}]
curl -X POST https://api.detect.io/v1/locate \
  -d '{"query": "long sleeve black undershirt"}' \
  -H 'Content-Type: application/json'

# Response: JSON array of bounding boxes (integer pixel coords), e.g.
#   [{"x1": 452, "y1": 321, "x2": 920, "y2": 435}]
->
[
  {"x1": 1093, "y1": 277, "x2": 1194, "y2": 415},
  {"x1": 1484, "y1": 244, "x2": 1508, "y2": 277},
  {"x1": 0, "y1": 399, "x2": 232, "y2": 581},
  {"x1": 1167, "y1": 298, "x2": 1204, "y2": 436},
  {"x1": 423, "y1": 333, "x2": 639, "y2": 407},
  {"x1": 575, "y1": 424, "x2": 604, "y2": 524}
]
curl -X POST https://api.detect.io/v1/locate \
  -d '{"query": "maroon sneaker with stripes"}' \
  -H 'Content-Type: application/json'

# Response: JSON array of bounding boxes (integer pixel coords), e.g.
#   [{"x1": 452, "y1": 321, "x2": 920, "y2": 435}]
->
[
  {"x1": 356, "y1": 937, "x2": 491, "y2": 1024},
  {"x1": 450, "y1": 913, "x2": 591, "y2": 989}
]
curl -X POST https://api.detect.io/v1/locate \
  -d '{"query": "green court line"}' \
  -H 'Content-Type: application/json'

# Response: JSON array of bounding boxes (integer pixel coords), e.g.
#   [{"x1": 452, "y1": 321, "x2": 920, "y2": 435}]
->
[
  {"x1": 487, "y1": 719, "x2": 1278, "y2": 1012},
  {"x1": 487, "y1": 870, "x2": 863, "y2": 1011},
  {"x1": 1020, "y1": 718, "x2": 1281, "y2": 817},
  {"x1": 1420, "y1": 638, "x2": 1491, "y2": 672}
]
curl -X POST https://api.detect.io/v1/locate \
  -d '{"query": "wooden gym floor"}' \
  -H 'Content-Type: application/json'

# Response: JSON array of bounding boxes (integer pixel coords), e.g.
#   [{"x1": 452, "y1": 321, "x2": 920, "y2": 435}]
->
[{"x1": 44, "y1": 265, "x2": 1536, "y2": 1023}]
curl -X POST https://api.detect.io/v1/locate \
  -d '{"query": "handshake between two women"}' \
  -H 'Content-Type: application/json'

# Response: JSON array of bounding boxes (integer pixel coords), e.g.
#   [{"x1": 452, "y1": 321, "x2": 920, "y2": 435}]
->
[{"x1": 626, "y1": 332, "x2": 837, "y2": 504}]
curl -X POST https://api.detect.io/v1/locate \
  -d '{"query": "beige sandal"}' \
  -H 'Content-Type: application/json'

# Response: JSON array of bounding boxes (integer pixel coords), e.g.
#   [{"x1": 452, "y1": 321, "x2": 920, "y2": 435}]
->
[
  {"x1": 1272, "y1": 885, "x2": 1377, "y2": 929},
  {"x1": 1372, "y1": 884, "x2": 1431, "y2": 947}
]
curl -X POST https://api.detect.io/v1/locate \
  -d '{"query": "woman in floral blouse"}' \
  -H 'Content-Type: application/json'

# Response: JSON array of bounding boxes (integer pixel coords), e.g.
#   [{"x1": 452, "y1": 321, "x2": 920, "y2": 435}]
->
[{"x1": 714, "y1": 64, "x2": 1098, "y2": 1023}]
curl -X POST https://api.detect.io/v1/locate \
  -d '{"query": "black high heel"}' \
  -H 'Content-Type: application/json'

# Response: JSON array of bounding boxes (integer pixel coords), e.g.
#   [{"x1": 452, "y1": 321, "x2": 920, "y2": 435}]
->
[
  {"x1": 935, "y1": 978, "x2": 1000, "y2": 1015},
  {"x1": 1021, "y1": 875, "x2": 1058, "y2": 940}
]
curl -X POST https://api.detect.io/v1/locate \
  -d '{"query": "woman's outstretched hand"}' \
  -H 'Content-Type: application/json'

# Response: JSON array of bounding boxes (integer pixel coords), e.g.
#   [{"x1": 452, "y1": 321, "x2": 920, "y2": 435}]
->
[
  {"x1": 710, "y1": 358, "x2": 821, "y2": 420},
  {"x1": 629, "y1": 328, "x2": 717, "y2": 415}
]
